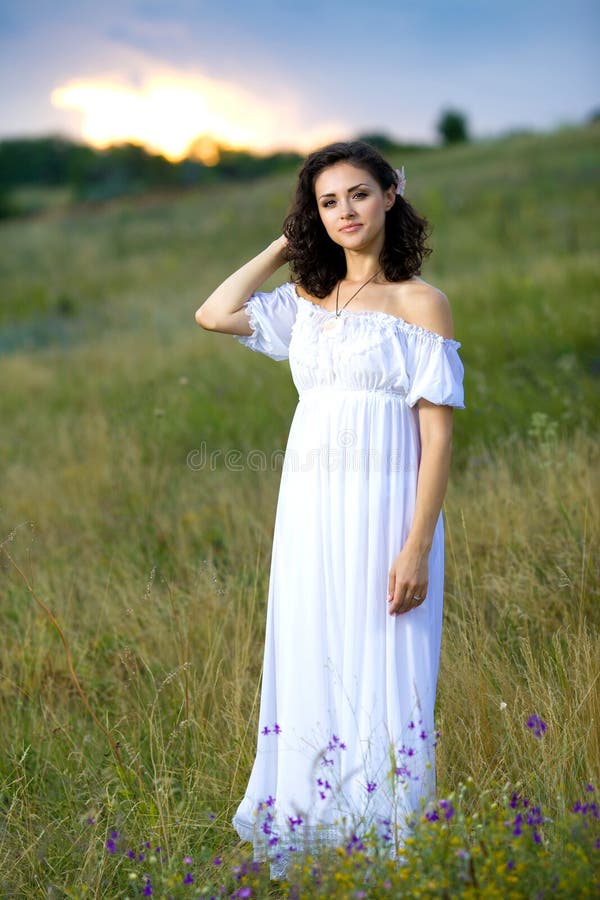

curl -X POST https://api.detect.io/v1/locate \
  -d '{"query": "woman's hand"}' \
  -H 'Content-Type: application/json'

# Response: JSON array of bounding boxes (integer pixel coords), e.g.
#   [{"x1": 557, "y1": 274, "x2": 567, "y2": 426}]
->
[
  {"x1": 272, "y1": 233, "x2": 290, "y2": 265},
  {"x1": 195, "y1": 235, "x2": 290, "y2": 332},
  {"x1": 387, "y1": 542, "x2": 430, "y2": 615}
]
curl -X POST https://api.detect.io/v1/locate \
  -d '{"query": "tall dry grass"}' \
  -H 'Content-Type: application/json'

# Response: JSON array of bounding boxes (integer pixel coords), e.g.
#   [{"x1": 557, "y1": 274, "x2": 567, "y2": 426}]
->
[{"x1": 1, "y1": 418, "x2": 597, "y2": 894}]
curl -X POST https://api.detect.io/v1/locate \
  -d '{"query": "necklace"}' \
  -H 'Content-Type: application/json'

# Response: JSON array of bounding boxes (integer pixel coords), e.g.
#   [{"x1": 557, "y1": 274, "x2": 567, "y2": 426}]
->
[
  {"x1": 321, "y1": 268, "x2": 382, "y2": 335},
  {"x1": 336, "y1": 268, "x2": 382, "y2": 317}
]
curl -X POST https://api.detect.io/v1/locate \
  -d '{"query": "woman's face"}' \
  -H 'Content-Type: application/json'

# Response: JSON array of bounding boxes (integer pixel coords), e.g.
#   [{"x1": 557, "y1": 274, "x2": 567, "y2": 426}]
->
[{"x1": 313, "y1": 162, "x2": 396, "y2": 251}]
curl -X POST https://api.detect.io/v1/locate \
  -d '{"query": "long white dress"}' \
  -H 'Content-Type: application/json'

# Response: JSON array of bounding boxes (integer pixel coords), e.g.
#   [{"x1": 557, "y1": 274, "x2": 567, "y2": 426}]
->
[{"x1": 231, "y1": 281, "x2": 465, "y2": 877}]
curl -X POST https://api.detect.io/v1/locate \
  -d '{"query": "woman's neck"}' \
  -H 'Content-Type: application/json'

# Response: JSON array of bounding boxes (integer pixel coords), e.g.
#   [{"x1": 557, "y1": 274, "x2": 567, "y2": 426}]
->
[{"x1": 342, "y1": 245, "x2": 384, "y2": 284}]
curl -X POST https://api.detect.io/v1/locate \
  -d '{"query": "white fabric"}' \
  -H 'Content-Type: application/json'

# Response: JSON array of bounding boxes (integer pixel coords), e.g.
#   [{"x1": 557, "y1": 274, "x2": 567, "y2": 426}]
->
[{"x1": 232, "y1": 282, "x2": 465, "y2": 877}]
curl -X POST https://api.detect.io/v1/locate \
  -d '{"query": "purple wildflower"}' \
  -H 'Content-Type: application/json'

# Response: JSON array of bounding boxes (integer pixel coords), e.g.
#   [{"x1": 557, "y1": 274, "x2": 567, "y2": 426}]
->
[
  {"x1": 507, "y1": 860, "x2": 515, "y2": 870},
  {"x1": 526, "y1": 714, "x2": 547, "y2": 738},
  {"x1": 127, "y1": 850, "x2": 136, "y2": 859},
  {"x1": 105, "y1": 839, "x2": 117, "y2": 854},
  {"x1": 183, "y1": 872, "x2": 194, "y2": 884},
  {"x1": 86, "y1": 817, "x2": 95, "y2": 826},
  {"x1": 440, "y1": 799, "x2": 455, "y2": 820},
  {"x1": 273, "y1": 723, "x2": 282, "y2": 734},
  {"x1": 261, "y1": 726, "x2": 270, "y2": 735},
  {"x1": 288, "y1": 815, "x2": 303, "y2": 831},
  {"x1": 236, "y1": 889, "x2": 252, "y2": 899},
  {"x1": 426, "y1": 810, "x2": 439, "y2": 822},
  {"x1": 142, "y1": 880, "x2": 153, "y2": 897},
  {"x1": 317, "y1": 777, "x2": 332, "y2": 800},
  {"x1": 419, "y1": 730, "x2": 427, "y2": 741},
  {"x1": 183, "y1": 855, "x2": 192, "y2": 865},
  {"x1": 366, "y1": 781, "x2": 377, "y2": 794},
  {"x1": 513, "y1": 814, "x2": 523, "y2": 837},
  {"x1": 573, "y1": 800, "x2": 599, "y2": 819},
  {"x1": 526, "y1": 806, "x2": 543, "y2": 828},
  {"x1": 586, "y1": 784, "x2": 595, "y2": 792},
  {"x1": 212, "y1": 856, "x2": 222, "y2": 866},
  {"x1": 111, "y1": 830, "x2": 119, "y2": 839},
  {"x1": 345, "y1": 834, "x2": 365, "y2": 855}
]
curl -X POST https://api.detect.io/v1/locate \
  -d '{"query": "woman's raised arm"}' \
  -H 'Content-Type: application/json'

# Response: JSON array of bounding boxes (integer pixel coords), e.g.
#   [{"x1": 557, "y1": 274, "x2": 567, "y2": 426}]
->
[{"x1": 195, "y1": 235, "x2": 289, "y2": 335}]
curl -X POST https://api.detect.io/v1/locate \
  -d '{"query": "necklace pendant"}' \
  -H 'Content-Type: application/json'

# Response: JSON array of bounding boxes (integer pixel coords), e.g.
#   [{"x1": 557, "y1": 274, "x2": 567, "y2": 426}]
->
[{"x1": 321, "y1": 316, "x2": 344, "y2": 335}]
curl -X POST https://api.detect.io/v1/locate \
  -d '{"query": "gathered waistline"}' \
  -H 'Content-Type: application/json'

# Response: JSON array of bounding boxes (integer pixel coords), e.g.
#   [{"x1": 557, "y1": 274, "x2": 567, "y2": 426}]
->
[{"x1": 298, "y1": 387, "x2": 407, "y2": 401}]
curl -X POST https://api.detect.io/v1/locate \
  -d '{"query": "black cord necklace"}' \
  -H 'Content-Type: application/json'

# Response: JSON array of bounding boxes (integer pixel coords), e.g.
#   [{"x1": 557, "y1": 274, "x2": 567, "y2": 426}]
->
[{"x1": 335, "y1": 268, "x2": 382, "y2": 318}]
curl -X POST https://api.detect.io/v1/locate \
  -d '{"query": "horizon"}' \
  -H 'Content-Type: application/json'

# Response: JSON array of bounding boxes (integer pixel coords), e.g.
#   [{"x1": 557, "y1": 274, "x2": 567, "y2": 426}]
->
[{"x1": 1, "y1": 116, "x2": 593, "y2": 167}]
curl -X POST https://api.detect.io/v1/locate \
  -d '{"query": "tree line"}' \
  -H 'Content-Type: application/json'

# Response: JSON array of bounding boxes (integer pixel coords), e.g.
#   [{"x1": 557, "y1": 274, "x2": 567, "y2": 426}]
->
[{"x1": 0, "y1": 110, "x2": 471, "y2": 218}]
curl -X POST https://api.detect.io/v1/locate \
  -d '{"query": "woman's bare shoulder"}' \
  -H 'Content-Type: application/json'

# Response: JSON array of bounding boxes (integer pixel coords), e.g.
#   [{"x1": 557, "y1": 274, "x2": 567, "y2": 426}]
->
[{"x1": 390, "y1": 278, "x2": 455, "y2": 339}]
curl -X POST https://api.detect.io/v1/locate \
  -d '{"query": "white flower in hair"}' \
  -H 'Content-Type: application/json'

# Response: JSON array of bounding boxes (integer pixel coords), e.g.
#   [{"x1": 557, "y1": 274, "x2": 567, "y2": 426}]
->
[{"x1": 395, "y1": 166, "x2": 406, "y2": 197}]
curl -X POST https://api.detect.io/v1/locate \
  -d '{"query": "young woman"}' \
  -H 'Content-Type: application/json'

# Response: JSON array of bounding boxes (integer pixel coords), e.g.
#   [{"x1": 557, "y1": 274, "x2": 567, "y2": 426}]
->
[{"x1": 195, "y1": 140, "x2": 465, "y2": 878}]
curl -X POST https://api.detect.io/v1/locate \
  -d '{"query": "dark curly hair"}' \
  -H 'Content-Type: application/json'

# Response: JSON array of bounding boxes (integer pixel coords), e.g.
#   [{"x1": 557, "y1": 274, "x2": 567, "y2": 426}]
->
[{"x1": 282, "y1": 140, "x2": 433, "y2": 299}]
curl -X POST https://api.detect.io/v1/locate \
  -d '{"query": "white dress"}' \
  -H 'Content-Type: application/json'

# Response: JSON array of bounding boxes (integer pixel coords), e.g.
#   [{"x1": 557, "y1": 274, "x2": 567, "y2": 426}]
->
[{"x1": 231, "y1": 281, "x2": 465, "y2": 877}]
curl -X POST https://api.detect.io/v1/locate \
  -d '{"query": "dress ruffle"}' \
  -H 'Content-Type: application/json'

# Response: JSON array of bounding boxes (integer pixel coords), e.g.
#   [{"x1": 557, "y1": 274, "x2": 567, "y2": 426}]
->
[
  {"x1": 234, "y1": 282, "x2": 465, "y2": 409},
  {"x1": 234, "y1": 283, "x2": 298, "y2": 361},
  {"x1": 402, "y1": 330, "x2": 465, "y2": 408}
]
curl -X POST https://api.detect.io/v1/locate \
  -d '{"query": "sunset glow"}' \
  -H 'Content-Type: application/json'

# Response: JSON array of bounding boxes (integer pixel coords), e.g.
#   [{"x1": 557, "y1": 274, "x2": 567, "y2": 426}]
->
[{"x1": 50, "y1": 71, "x2": 345, "y2": 162}]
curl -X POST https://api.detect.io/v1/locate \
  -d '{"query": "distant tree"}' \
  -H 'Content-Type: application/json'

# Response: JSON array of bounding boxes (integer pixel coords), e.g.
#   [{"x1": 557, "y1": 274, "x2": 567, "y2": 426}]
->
[
  {"x1": 437, "y1": 109, "x2": 470, "y2": 145},
  {"x1": 0, "y1": 135, "x2": 75, "y2": 188},
  {"x1": 586, "y1": 107, "x2": 600, "y2": 124}
]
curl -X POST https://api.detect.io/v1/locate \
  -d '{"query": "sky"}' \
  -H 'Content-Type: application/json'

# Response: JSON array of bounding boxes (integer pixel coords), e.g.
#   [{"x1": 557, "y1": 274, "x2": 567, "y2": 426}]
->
[{"x1": 0, "y1": 0, "x2": 598, "y2": 160}]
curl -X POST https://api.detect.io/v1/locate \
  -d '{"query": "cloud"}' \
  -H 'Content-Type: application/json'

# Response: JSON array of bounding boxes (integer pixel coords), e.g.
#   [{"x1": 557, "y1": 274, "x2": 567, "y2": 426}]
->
[{"x1": 50, "y1": 59, "x2": 349, "y2": 158}]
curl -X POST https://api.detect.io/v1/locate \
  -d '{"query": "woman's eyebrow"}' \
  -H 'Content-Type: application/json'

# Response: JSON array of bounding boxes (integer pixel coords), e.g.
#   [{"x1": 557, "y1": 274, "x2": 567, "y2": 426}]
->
[{"x1": 318, "y1": 182, "x2": 371, "y2": 200}]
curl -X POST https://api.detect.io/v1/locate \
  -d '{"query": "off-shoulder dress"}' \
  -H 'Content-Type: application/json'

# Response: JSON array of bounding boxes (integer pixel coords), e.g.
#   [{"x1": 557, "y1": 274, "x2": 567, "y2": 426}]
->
[{"x1": 230, "y1": 281, "x2": 466, "y2": 878}]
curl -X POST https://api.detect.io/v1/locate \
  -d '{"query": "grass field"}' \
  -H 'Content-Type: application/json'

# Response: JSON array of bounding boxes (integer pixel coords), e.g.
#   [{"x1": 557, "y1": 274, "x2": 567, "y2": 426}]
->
[{"x1": 0, "y1": 122, "x2": 599, "y2": 897}]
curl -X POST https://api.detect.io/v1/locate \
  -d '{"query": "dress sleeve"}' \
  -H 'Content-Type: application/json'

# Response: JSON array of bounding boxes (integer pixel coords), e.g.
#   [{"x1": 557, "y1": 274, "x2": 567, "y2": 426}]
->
[
  {"x1": 234, "y1": 282, "x2": 298, "y2": 361},
  {"x1": 404, "y1": 329, "x2": 466, "y2": 409}
]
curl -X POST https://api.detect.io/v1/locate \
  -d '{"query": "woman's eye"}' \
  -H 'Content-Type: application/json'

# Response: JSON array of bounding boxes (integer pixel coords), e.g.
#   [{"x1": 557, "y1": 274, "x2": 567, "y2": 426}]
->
[{"x1": 322, "y1": 192, "x2": 367, "y2": 209}]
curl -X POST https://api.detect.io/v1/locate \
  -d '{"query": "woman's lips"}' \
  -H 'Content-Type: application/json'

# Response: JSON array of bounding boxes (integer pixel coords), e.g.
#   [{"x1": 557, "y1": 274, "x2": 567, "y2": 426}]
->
[{"x1": 339, "y1": 224, "x2": 362, "y2": 232}]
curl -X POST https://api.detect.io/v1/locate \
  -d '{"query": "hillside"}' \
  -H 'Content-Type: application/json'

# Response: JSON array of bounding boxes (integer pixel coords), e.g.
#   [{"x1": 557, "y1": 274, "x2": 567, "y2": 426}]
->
[
  {"x1": 1, "y1": 121, "x2": 598, "y2": 464},
  {"x1": 0, "y1": 122, "x2": 598, "y2": 897}
]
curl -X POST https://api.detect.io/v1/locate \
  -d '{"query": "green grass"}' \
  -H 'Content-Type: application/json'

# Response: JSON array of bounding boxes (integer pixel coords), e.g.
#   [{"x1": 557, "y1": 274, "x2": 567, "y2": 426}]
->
[{"x1": 0, "y1": 122, "x2": 599, "y2": 897}]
